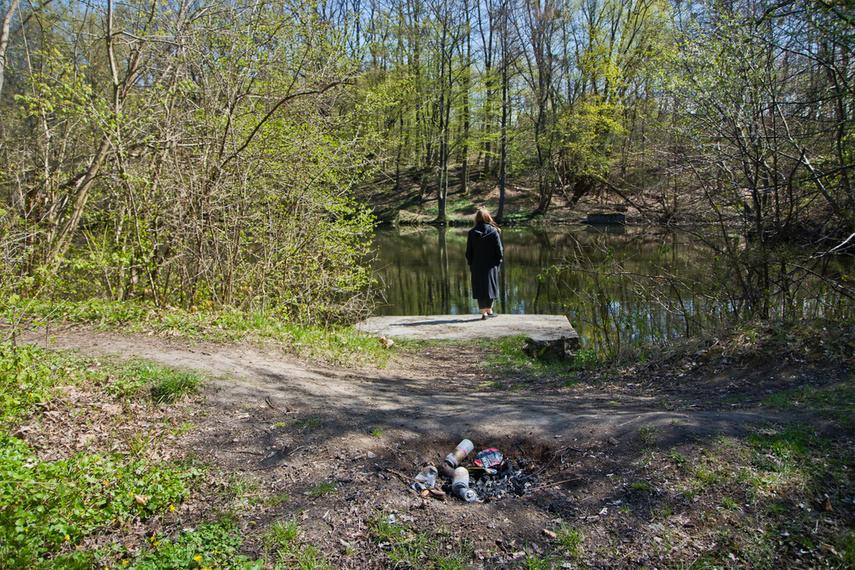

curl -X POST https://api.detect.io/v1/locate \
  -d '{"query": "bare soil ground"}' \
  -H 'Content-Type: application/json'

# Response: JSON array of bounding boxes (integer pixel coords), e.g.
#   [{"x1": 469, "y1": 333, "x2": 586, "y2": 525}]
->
[{"x1": 16, "y1": 324, "x2": 855, "y2": 568}]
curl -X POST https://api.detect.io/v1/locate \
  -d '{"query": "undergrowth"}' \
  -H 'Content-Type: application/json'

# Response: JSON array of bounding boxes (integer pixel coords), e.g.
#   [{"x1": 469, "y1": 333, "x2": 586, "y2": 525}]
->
[
  {"x1": 0, "y1": 435, "x2": 200, "y2": 567},
  {"x1": 0, "y1": 345, "x2": 264, "y2": 569}
]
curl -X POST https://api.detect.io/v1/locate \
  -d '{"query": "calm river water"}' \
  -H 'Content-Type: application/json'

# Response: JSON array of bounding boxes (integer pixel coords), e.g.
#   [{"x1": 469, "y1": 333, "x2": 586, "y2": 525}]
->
[{"x1": 368, "y1": 224, "x2": 716, "y2": 352}]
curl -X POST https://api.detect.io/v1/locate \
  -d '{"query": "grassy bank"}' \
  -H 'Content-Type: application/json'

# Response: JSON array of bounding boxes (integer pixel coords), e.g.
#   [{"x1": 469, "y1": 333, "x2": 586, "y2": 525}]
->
[{"x1": 1, "y1": 298, "x2": 389, "y2": 367}]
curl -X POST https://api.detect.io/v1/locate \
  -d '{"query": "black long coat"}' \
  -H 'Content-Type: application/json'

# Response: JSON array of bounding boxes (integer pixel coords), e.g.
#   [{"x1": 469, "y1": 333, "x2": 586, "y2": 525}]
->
[{"x1": 465, "y1": 222, "x2": 503, "y2": 300}]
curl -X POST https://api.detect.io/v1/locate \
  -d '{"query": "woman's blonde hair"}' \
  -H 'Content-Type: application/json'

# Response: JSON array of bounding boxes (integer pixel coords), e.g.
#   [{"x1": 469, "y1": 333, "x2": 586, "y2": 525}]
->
[{"x1": 475, "y1": 207, "x2": 499, "y2": 230}]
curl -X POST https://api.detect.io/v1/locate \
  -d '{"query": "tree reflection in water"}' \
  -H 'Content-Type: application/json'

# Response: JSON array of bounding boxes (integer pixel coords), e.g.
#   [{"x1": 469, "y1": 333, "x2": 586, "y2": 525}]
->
[{"x1": 368, "y1": 225, "x2": 851, "y2": 357}]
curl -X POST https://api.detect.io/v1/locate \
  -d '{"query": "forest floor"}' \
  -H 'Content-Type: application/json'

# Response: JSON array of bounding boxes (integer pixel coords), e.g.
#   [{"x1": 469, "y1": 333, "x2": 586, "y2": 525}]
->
[
  {"x1": 358, "y1": 165, "x2": 641, "y2": 226},
  {"x1": 18, "y1": 322, "x2": 855, "y2": 568}
]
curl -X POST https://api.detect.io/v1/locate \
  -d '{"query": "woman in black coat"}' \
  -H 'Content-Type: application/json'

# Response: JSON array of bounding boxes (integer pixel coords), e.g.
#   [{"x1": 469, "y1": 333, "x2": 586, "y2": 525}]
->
[{"x1": 465, "y1": 207, "x2": 503, "y2": 319}]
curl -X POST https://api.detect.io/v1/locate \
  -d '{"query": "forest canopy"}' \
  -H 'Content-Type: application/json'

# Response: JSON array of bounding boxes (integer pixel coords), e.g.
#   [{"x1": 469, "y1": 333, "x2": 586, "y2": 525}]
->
[{"x1": 0, "y1": 0, "x2": 852, "y2": 325}]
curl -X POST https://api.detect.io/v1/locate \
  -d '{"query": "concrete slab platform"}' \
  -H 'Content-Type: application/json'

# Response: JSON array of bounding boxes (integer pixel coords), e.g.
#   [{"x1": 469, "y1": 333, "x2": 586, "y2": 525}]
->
[{"x1": 356, "y1": 314, "x2": 579, "y2": 343}]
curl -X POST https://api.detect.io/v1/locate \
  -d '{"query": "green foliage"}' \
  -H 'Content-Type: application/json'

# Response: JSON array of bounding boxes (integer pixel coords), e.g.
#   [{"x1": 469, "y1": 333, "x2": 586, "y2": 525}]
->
[
  {"x1": 105, "y1": 359, "x2": 201, "y2": 405},
  {"x1": 266, "y1": 518, "x2": 300, "y2": 550},
  {"x1": 262, "y1": 518, "x2": 332, "y2": 569},
  {"x1": 520, "y1": 553, "x2": 560, "y2": 569},
  {"x1": 668, "y1": 451, "x2": 687, "y2": 467},
  {"x1": 0, "y1": 298, "x2": 391, "y2": 366},
  {"x1": 666, "y1": 423, "x2": 855, "y2": 567},
  {"x1": 228, "y1": 474, "x2": 260, "y2": 503},
  {"x1": 1, "y1": 0, "x2": 377, "y2": 326},
  {"x1": 638, "y1": 426, "x2": 658, "y2": 446},
  {"x1": 482, "y1": 335, "x2": 572, "y2": 381},
  {"x1": 0, "y1": 344, "x2": 266, "y2": 569},
  {"x1": 555, "y1": 525, "x2": 583, "y2": 558},
  {"x1": 568, "y1": 348, "x2": 600, "y2": 371},
  {"x1": 0, "y1": 436, "x2": 201, "y2": 569},
  {"x1": 125, "y1": 522, "x2": 257, "y2": 570},
  {"x1": 278, "y1": 545, "x2": 331, "y2": 570},
  {"x1": 0, "y1": 336, "x2": 197, "y2": 427},
  {"x1": 294, "y1": 417, "x2": 326, "y2": 433},
  {"x1": 556, "y1": 96, "x2": 626, "y2": 182},
  {"x1": 0, "y1": 343, "x2": 275, "y2": 569},
  {"x1": 0, "y1": 345, "x2": 65, "y2": 419},
  {"x1": 764, "y1": 383, "x2": 855, "y2": 417},
  {"x1": 747, "y1": 424, "x2": 823, "y2": 464},
  {"x1": 0, "y1": 297, "x2": 149, "y2": 327}
]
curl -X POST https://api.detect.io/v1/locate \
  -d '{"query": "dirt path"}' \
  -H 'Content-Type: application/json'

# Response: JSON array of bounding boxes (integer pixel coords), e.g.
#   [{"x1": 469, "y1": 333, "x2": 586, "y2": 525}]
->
[
  {"x1": 23, "y1": 328, "x2": 805, "y2": 445},
  {"x1": 18, "y1": 326, "x2": 850, "y2": 568}
]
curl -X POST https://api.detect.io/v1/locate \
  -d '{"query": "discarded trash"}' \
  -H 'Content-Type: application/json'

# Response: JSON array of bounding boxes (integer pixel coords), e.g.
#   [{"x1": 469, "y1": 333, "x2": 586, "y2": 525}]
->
[
  {"x1": 466, "y1": 465, "x2": 497, "y2": 476},
  {"x1": 452, "y1": 467, "x2": 479, "y2": 502},
  {"x1": 474, "y1": 448, "x2": 503, "y2": 471},
  {"x1": 405, "y1": 440, "x2": 537, "y2": 503},
  {"x1": 444, "y1": 439, "x2": 474, "y2": 469},
  {"x1": 411, "y1": 465, "x2": 439, "y2": 491},
  {"x1": 468, "y1": 458, "x2": 536, "y2": 500}
]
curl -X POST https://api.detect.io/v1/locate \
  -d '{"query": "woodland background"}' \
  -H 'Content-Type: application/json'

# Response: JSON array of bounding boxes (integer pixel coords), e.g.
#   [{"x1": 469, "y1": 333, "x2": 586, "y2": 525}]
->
[{"x1": 0, "y1": 0, "x2": 852, "y2": 328}]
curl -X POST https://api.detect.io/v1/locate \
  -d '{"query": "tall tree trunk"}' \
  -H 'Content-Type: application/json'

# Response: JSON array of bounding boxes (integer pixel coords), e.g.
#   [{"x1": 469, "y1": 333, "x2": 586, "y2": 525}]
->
[
  {"x1": 459, "y1": 0, "x2": 471, "y2": 195},
  {"x1": 496, "y1": 6, "x2": 509, "y2": 223},
  {"x1": 0, "y1": 0, "x2": 19, "y2": 99}
]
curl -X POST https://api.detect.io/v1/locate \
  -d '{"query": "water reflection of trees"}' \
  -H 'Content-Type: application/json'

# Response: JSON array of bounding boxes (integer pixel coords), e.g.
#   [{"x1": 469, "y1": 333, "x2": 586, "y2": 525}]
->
[
  {"x1": 369, "y1": 226, "x2": 853, "y2": 356},
  {"x1": 558, "y1": 228, "x2": 854, "y2": 357}
]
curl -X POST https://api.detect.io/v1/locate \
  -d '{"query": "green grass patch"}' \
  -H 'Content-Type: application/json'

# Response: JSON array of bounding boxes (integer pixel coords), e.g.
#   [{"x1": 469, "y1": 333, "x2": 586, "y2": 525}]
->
[
  {"x1": 0, "y1": 343, "x2": 197, "y2": 418},
  {"x1": 668, "y1": 450, "x2": 687, "y2": 467},
  {"x1": 480, "y1": 335, "x2": 573, "y2": 381},
  {"x1": 764, "y1": 382, "x2": 855, "y2": 412},
  {"x1": 308, "y1": 480, "x2": 338, "y2": 499},
  {"x1": 555, "y1": 525, "x2": 583, "y2": 558},
  {"x1": 666, "y1": 423, "x2": 854, "y2": 567},
  {"x1": 369, "y1": 514, "x2": 470, "y2": 570},
  {"x1": 0, "y1": 344, "x2": 86, "y2": 419},
  {"x1": 0, "y1": 345, "x2": 268, "y2": 569},
  {"x1": 638, "y1": 426, "x2": 657, "y2": 446},
  {"x1": 228, "y1": 474, "x2": 260, "y2": 503},
  {"x1": 521, "y1": 553, "x2": 562, "y2": 569},
  {"x1": 266, "y1": 518, "x2": 300, "y2": 550},
  {"x1": 104, "y1": 358, "x2": 201, "y2": 404},
  {"x1": 0, "y1": 298, "x2": 391, "y2": 367},
  {"x1": 747, "y1": 423, "x2": 824, "y2": 462},
  {"x1": 263, "y1": 518, "x2": 332, "y2": 569}
]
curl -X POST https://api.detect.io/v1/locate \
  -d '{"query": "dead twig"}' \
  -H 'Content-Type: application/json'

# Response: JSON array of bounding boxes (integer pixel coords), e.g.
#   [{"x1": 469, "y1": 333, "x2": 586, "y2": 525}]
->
[
  {"x1": 385, "y1": 468, "x2": 414, "y2": 484},
  {"x1": 528, "y1": 477, "x2": 587, "y2": 493}
]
